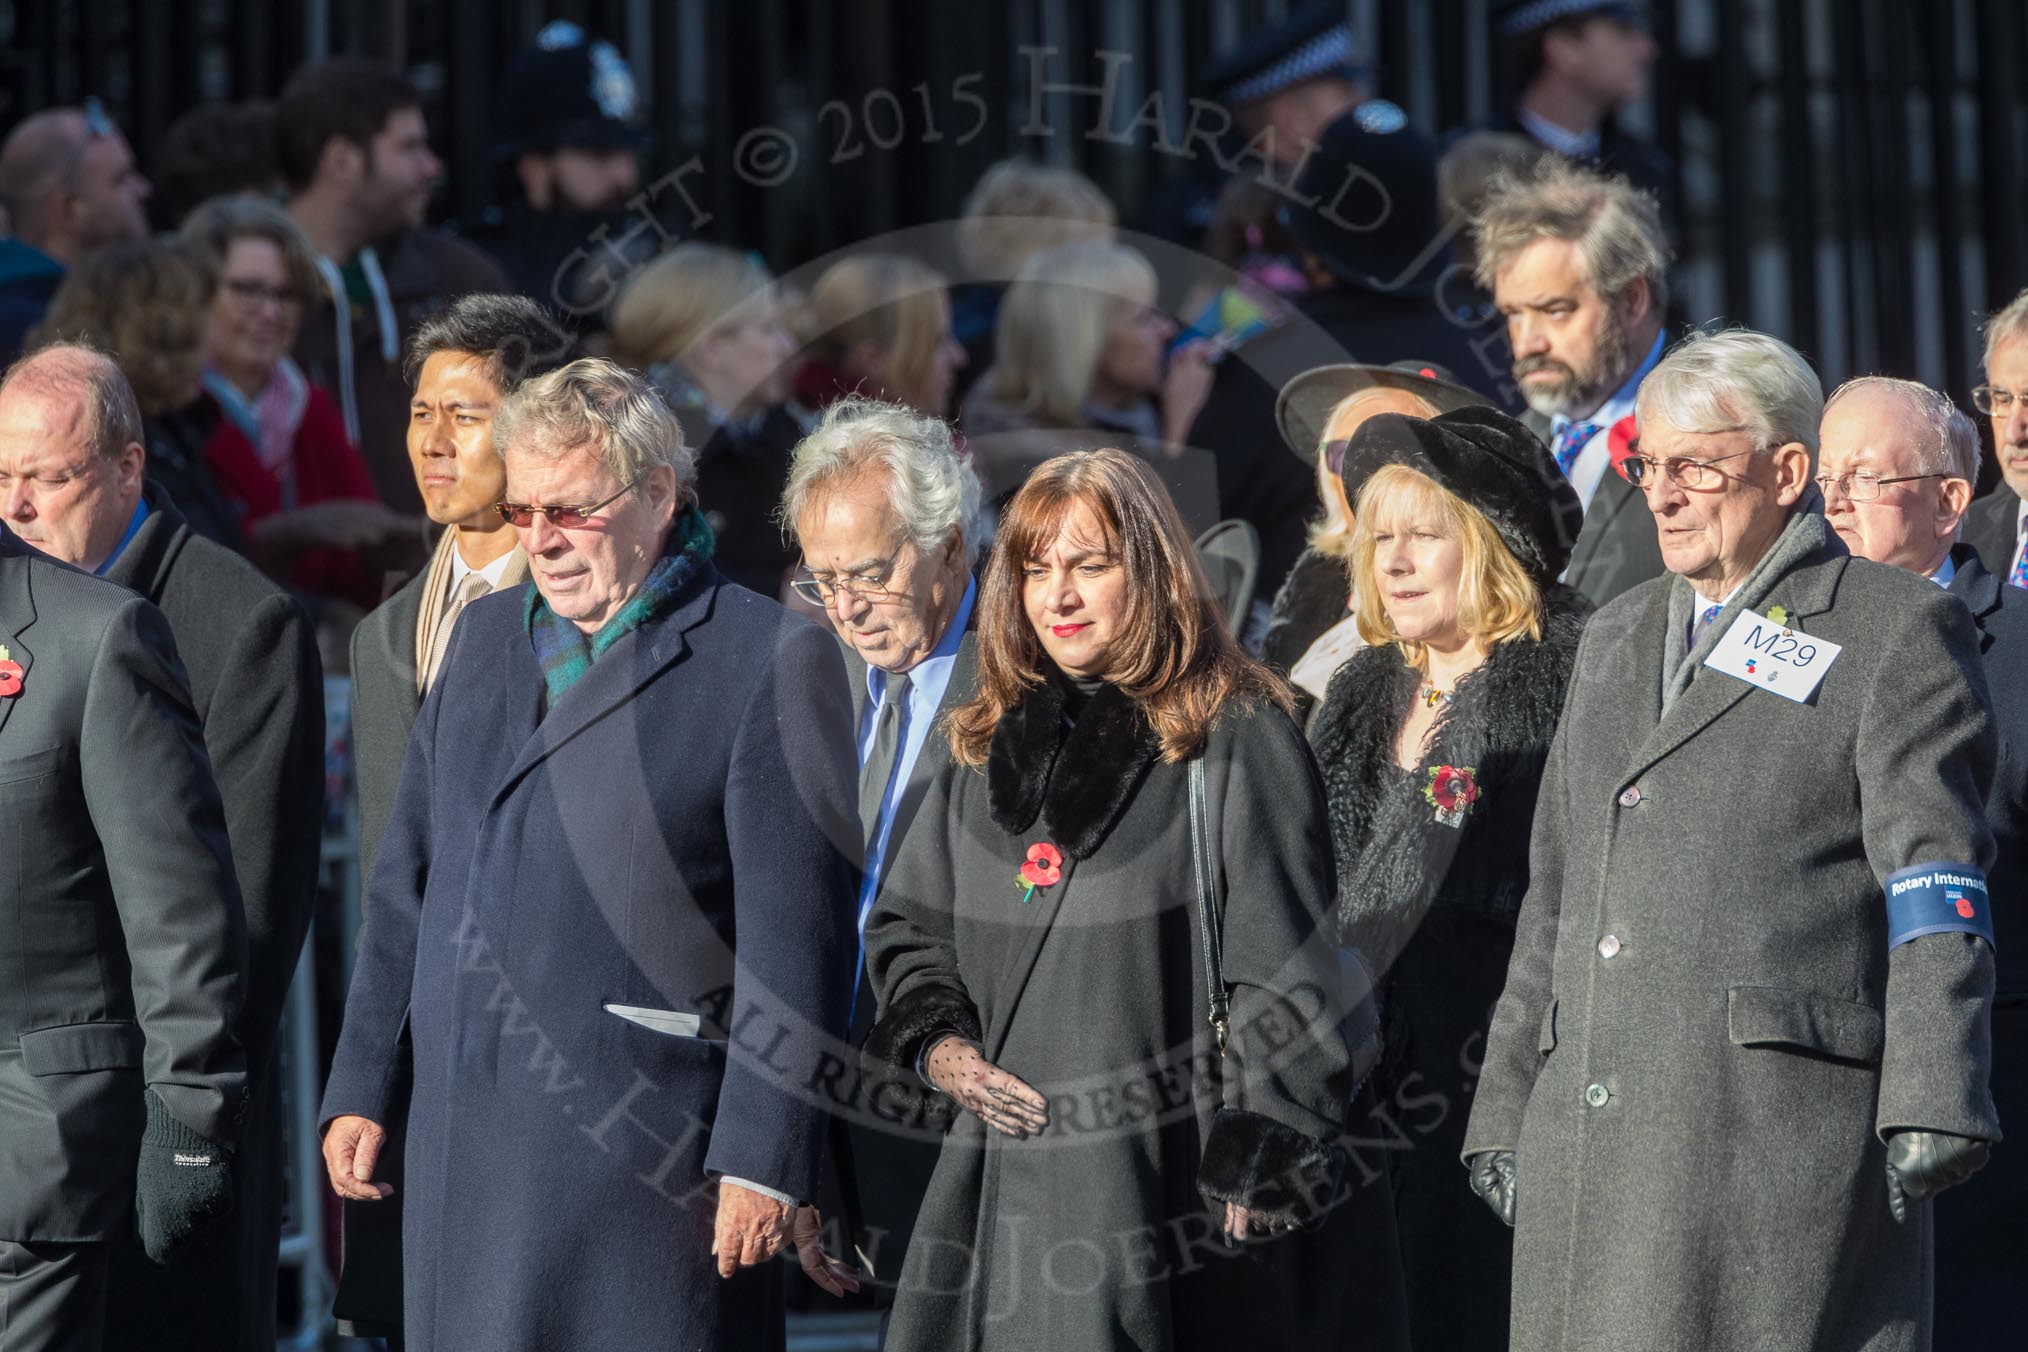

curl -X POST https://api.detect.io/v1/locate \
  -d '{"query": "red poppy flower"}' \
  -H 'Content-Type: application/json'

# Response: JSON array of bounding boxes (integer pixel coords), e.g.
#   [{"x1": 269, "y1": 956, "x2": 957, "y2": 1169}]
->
[
  {"x1": 0, "y1": 659, "x2": 21, "y2": 698},
  {"x1": 1957, "y1": 897, "x2": 1977, "y2": 920},
  {"x1": 1019, "y1": 841, "x2": 1063, "y2": 889},
  {"x1": 1608, "y1": 415, "x2": 1641, "y2": 480},
  {"x1": 1424, "y1": 765, "x2": 1481, "y2": 815}
]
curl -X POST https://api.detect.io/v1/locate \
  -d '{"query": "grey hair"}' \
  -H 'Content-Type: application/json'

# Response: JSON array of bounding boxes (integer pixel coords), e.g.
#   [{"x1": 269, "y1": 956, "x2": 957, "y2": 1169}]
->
[
  {"x1": 1472, "y1": 158, "x2": 1671, "y2": 312},
  {"x1": 0, "y1": 340, "x2": 143, "y2": 460},
  {"x1": 1981, "y1": 287, "x2": 2028, "y2": 375},
  {"x1": 1824, "y1": 376, "x2": 1981, "y2": 483},
  {"x1": 779, "y1": 395, "x2": 980, "y2": 553},
  {"x1": 1636, "y1": 329, "x2": 1824, "y2": 456},
  {"x1": 494, "y1": 357, "x2": 695, "y2": 502}
]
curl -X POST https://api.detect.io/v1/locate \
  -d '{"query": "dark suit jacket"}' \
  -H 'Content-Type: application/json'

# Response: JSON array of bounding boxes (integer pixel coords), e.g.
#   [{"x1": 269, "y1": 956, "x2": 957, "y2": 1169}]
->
[
  {"x1": 98, "y1": 493, "x2": 323, "y2": 1350},
  {"x1": 0, "y1": 528, "x2": 247, "y2": 1242},
  {"x1": 320, "y1": 566, "x2": 858, "y2": 1351},
  {"x1": 826, "y1": 620, "x2": 978, "y2": 1295},
  {"x1": 1523, "y1": 407, "x2": 1666, "y2": 606},
  {"x1": 1962, "y1": 487, "x2": 2022, "y2": 581},
  {"x1": 1947, "y1": 546, "x2": 2028, "y2": 995}
]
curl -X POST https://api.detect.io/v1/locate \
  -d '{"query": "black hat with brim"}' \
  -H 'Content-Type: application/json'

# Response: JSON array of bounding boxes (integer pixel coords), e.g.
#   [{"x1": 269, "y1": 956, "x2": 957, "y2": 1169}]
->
[
  {"x1": 1276, "y1": 360, "x2": 1490, "y2": 465},
  {"x1": 1337, "y1": 405, "x2": 1584, "y2": 582},
  {"x1": 1198, "y1": 1, "x2": 1366, "y2": 105},
  {"x1": 1493, "y1": 0, "x2": 1645, "y2": 37}
]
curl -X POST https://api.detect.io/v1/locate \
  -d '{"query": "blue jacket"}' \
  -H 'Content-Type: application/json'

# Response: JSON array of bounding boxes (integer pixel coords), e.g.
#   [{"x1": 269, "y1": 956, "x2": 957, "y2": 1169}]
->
[
  {"x1": 0, "y1": 240, "x2": 64, "y2": 366},
  {"x1": 321, "y1": 565, "x2": 858, "y2": 1351}
]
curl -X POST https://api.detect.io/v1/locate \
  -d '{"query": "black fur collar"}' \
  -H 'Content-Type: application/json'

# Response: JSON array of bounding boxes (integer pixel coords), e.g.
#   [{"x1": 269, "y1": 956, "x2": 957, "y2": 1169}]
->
[{"x1": 987, "y1": 675, "x2": 1161, "y2": 859}]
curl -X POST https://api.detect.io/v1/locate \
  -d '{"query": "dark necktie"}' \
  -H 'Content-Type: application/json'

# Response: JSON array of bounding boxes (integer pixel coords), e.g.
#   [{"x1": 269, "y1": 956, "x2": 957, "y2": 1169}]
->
[
  {"x1": 1552, "y1": 421, "x2": 1602, "y2": 478},
  {"x1": 859, "y1": 672, "x2": 911, "y2": 852}
]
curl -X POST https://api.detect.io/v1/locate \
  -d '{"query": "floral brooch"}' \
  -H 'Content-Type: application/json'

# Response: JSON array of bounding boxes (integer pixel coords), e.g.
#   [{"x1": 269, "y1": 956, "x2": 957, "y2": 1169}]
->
[
  {"x1": 1016, "y1": 842, "x2": 1063, "y2": 904},
  {"x1": 1424, "y1": 764, "x2": 1480, "y2": 829},
  {"x1": 0, "y1": 644, "x2": 21, "y2": 699}
]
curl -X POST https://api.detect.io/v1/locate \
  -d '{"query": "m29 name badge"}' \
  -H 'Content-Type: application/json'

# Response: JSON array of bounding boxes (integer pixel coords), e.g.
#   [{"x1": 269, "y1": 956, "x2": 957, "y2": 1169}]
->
[{"x1": 1703, "y1": 608, "x2": 1842, "y2": 703}]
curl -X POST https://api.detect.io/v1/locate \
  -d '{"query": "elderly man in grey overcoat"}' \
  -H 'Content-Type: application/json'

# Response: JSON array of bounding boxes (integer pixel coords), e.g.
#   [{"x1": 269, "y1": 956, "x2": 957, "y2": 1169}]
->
[{"x1": 1461, "y1": 330, "x2": 2000, "y2": 1352}]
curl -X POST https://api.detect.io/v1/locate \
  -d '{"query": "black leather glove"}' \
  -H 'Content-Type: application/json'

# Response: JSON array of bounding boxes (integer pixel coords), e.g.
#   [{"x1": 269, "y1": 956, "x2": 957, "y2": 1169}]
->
[
  {"x1": 135, "y1": 1088, "x2": 236, "y2": 1264},
  {"x1": 1884, "y1": 1129, "x2": 1989, "y2": 1222},
  {"x1": 1467, "y1": 1149, "x2": 1517, "y2": 1228}
]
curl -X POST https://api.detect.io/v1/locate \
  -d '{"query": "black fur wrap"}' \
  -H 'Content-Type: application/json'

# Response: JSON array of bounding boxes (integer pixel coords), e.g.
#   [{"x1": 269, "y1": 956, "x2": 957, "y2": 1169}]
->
[
  {"x1": 1307, "y1": 584, "x2": 1593, "y2": 979},
  {"x1": 986, "y1": 676, "x2": 1161, "y2": 860}
]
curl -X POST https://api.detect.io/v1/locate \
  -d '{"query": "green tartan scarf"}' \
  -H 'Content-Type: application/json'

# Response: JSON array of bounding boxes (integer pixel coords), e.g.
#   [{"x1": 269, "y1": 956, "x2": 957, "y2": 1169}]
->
[{"x1": 524, "y1": 504, "x2": 715, "y2": 710}]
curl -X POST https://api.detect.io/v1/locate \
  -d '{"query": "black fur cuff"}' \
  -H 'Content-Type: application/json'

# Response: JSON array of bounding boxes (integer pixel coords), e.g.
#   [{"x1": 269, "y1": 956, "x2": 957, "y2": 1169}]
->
[
  {"x1": 862, "y1": 982, "x2": 983, "y2": 1072},
  {"x1": 1196, "y1": 1108, "x2": 1339, "y2": 1223}
]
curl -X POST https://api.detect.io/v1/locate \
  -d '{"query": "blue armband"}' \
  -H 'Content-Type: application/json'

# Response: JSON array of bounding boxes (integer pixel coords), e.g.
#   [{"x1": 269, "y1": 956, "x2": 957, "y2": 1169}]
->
[{"x1": 1883, "y1": 862, "x2": 1994, "y2": 949}]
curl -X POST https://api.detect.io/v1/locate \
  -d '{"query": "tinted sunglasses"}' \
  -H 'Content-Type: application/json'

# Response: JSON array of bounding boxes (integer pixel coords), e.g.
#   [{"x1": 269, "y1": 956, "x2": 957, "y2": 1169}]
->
[{"x1": 494, "y1": 477, "x2": 639, "y2": 528}]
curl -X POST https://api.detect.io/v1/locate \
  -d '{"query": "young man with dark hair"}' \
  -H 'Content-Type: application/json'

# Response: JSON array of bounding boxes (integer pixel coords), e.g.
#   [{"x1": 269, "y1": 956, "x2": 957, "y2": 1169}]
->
[{"x1": 279, "y1": 59, "x2": 509, "y2": 515}]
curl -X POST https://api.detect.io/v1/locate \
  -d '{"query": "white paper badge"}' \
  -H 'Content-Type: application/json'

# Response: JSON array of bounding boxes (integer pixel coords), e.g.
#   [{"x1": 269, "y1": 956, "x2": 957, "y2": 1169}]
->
[{"x1": 1703, "y1": 608, "x2": 1842, "y2": 703}]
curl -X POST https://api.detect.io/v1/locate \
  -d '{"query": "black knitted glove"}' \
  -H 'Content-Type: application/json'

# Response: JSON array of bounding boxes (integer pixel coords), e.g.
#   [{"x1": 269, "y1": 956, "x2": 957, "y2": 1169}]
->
[
  {"x1": 135, "y1": 1088, "x2": 236, "y2": 1264},
  {"x1": 1467, "y1": 1149, "x2": 1518, "y2": 1228},
  {"x1": 1885, "y1": 1130, "x2": 1989, "y2": 1222}
]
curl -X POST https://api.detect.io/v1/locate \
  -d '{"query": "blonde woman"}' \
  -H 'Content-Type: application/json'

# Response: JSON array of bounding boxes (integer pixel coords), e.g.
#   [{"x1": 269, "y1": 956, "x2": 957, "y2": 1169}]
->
[
  {"x1": 793, "y1": 253, "x2": 966, "y2": 417},
  {"x1": 960, "y1": 240, "x2": 1214, "y2": 505},
  {"x1": 1306, "y1": 405, "x2": 1590, "y2": 1352},
  {"x1": 1263, "y1": 362, "x2": 1487, "y2": 709},
  {"x1": 610, "y1": 242, "x2": 803, "y2": 595},
  {"x1": 950, "y1": 158, "x2": 1118, "y2": 393}
]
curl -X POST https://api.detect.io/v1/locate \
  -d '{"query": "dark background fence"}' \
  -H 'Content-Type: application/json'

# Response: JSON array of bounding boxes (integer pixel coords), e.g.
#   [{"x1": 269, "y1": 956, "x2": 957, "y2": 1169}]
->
[{"x1": 4, "y1": 0, "x2": 2025, "y2": 464}]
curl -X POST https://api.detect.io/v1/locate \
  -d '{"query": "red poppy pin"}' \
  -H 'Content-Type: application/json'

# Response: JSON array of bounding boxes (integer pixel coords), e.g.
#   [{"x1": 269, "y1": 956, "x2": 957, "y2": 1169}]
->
[
  {"x1": 0, "y1": 644, "x2": 21, "y2": 699},
  {"x1": 1016, "y1": 842, "x2": 1063, "y2": 904},
  {"x1": 1608, "y1": 415, "x2": 1641, "y2": 481},
  {"x1": 1424, "y1": 764, "x2": 1480, "y2": 829}
]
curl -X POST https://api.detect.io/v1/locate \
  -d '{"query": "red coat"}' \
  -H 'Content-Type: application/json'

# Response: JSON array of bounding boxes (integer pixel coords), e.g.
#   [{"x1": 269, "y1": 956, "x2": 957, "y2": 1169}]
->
[{"x1": 202, "y1": 384, "x2": 386, "y2": 608}]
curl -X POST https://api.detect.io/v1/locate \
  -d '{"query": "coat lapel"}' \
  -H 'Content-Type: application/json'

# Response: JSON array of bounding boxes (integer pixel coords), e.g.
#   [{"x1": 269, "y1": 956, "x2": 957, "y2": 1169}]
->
[
  {"x1": 1626, "y1": 554, "x2": 1844, "y2": 779},
  {"x1": 1568, "y1": 476, "x2": 1640, "y2": 582},
  {"x1": 489, "y1": 574, "x2": 716, "y2": 806},
  {"x1": 0, "y1": 534, "x2": 35, "y2": 741},
  {"x1": 1948, "y1": 546, "x2": 2003, "y2": 655}
]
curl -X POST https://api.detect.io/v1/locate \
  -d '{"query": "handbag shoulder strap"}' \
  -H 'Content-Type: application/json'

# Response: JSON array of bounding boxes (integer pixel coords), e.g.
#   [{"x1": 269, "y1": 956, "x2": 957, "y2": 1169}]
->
[{"x1": 1188, "y1": 756, "x2": 1230, "y2": 1055}]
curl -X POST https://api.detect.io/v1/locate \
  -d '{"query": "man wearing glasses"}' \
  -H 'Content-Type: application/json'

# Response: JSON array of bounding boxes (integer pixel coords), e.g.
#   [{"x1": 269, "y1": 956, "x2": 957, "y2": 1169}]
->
[
  {"x1": 321, "y1": 357, "x2": 861, "y2": 1350},
  {"x1": 1464, "y1": 330, "x2": 1998, "y2": 1352},
  {"x1": 0, "y1": 99, "x2": 151, "y2": 365},
  {"x1": 779, "y1": 396, "x2": 980, "y2": 1298},
  {"x1": 1818, "y1": 375, "x2": 2027, "y2": 1351},
  {"x1": 1963, "y1": 288, "x2": 2028, "y2": 586}
]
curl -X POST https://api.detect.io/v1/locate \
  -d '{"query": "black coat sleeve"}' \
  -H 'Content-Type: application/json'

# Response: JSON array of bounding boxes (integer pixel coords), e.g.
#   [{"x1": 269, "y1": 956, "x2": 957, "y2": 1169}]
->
[{"x1": 82, "y1": 596, "x2": 249, "y2": 1142}]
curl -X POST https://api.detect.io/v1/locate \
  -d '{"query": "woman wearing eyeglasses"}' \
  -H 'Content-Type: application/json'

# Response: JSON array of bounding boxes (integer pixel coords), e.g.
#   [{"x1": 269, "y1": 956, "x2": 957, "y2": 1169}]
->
[
  {"x1": 1306, "y1": 406, "x2": 1590, "y2": 1352},
  {"x1": 863, "y1": 447, "x2": 1406, "y2": 1352},
  {"x1": 181, "y1": 193, "x2": 418, "y2": 608}
]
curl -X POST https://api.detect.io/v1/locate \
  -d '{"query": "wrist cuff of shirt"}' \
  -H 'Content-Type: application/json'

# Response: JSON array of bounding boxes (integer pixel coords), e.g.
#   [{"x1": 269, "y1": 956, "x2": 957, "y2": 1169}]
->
[{"x1": 718, "y1": 1175, "x2": 797, "y2": 1206}]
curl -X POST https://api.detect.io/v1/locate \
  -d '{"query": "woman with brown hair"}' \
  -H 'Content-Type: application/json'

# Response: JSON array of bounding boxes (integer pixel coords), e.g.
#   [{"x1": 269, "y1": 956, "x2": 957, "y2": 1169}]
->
[
  {"x1": 1307, "y1": 407, "x2": 1591, "y2": 1350},
  {"x1": 864, "y1": 447, "x2": 1405, "y2": 1351}
]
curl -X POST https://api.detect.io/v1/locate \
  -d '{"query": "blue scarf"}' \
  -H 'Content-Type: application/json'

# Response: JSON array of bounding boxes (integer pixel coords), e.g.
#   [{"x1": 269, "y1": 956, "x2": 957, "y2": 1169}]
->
[{"x1": 524, "y1": 505, "x2": 715, "y2": 710}]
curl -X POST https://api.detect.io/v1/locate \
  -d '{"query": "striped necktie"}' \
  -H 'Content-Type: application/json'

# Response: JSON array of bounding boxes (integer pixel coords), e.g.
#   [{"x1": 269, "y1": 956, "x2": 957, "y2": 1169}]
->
[
  {"x1": 1551, "y1": 421, "x2": 1602, "y2": 478},
  {"x1": 1691, "y1": 603, "x2": 1723, "y2": 649}
]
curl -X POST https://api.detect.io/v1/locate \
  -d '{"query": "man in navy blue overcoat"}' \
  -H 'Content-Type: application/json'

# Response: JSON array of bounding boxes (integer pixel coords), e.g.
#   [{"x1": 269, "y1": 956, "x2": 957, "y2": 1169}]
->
[{"x1": 320, "y1": 357, "x2": 860, "y2": 1351}]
